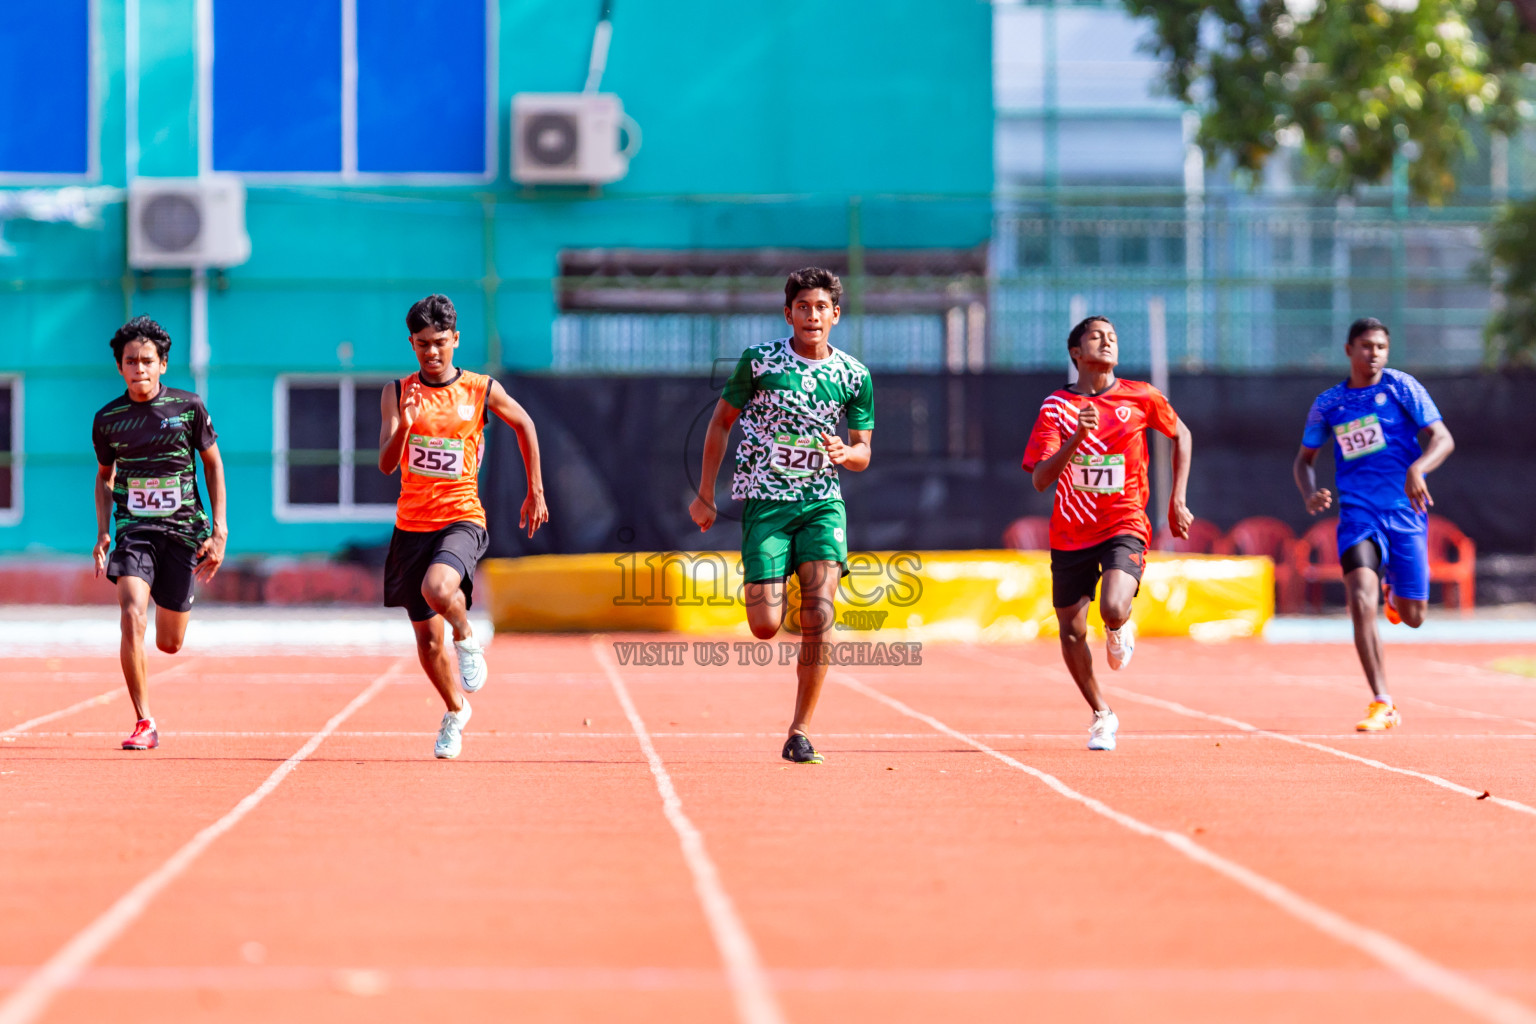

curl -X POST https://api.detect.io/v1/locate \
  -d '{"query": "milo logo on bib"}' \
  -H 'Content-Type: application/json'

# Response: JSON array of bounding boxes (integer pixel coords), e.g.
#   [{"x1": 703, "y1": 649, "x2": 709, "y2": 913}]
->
[
  {"x1": 768, "y1": 433, "x2": 827, "y2": 478},
  {"x1": 407, "y1": 435, "x2": 465, "y2": 479}
]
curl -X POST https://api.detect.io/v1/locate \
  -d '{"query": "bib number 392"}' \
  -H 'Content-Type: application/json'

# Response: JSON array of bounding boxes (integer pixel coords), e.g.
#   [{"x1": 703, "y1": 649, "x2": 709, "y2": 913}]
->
[
  {"x1": 1334, "y1": 415, "x2": 1386, "y2": 460},
  {"x1": 126, "y1": 476, "x2": 181, "y2": 517},
  {"x1": 1069, "y1": 453, "x2": 1125, "y2": 494},
  {"x1": 407, "y1": 435, "x2": 465, "y2": 479},
  {"x1": 769, "y1": 433, "x2": 827, "y2": 478}
]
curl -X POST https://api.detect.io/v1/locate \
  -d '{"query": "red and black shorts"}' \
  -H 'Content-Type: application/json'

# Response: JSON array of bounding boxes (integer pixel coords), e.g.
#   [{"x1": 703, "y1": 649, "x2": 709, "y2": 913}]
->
[{"x1": 1049, "y1": 534, "x2": 1146, "y2": 609}]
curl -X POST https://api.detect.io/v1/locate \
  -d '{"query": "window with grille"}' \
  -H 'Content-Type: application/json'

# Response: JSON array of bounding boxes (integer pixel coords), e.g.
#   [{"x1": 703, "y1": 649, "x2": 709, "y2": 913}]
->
[{"x1": 274, "y1": 377, "x2": 399, "y2": 521}]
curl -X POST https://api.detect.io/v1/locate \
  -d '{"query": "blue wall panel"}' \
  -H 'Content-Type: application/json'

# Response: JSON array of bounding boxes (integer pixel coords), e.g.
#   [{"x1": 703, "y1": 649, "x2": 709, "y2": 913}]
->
[
  {"x1": 0, "y1": 0, "x2": 90, "y2": 174},
  {"x1": 357, "y1": 0, "x2": 486, "y2": 174},
  {"x1": 212, "y1": 0, "x2": 341, "y2": 172}
]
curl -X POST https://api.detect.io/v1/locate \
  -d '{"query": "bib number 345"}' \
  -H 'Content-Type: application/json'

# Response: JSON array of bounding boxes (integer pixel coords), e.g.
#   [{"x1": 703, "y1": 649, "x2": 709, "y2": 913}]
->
[
  {"x1": 126, "y1": 476, "x2": 182, "y2": 517},
  {"x1": 407, "y1": 435, "x2": 465, "y2": 479}
]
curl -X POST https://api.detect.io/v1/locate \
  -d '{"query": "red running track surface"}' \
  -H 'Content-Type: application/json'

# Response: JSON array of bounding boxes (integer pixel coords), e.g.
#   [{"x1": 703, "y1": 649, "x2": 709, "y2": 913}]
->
[{"x1": 2, "y1": 637, "x2": 1536, "y2": 1023}]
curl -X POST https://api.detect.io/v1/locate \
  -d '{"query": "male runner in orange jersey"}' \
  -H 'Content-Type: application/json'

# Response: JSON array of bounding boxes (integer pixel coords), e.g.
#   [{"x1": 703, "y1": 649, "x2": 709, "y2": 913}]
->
[
  {"x1": 378, "y1": 294, "x2": 548, "y2": 759},
  {"x1": 1022, "y1": 316, "x2": 1194, "y2": 751}
]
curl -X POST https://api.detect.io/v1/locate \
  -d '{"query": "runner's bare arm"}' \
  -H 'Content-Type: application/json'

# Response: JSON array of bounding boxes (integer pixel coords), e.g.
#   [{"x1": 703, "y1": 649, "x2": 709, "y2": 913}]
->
[
  {"x1": 690, "y1": 399, "x2": 742, "y2": 532},
  {"x1": 486, "y1": 380, "x2": 548, "y2": 537},
  {"x1": 1293, "y1": 445, "x2": 1332, "y2": 515},
  {"x1": 1031, "y1": 404, "x2": 1097, "y2": 491},
  {"x1": 195, "y1": 443, "x2": 228, "y2": 582},
  {"x1": 377, "y1": 381, "x2": 418, "y2": 474},
  {"x1": 1168, "y1": 417, "x2": 1194, "y2": 539},
  {"x1": 1406, "y1": 420, "x2": 1454, "y2": 514},
  {"x1": 819, "y1": 428, "x2": 872, "y2": 471},
  {"x1": 92, "y1": 462, "x2": 114, "y2": 577}
]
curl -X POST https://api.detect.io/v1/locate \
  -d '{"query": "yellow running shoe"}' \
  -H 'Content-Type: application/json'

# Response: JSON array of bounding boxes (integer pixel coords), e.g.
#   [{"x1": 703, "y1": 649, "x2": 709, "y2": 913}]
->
[{"x1": 1355, "y1": 701, "x2": 1401, "y2": 732}]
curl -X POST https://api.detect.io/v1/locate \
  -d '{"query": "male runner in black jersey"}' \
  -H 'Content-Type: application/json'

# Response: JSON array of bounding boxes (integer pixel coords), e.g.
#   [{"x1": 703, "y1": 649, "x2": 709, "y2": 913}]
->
[{"x1": 92, "y1": 317, "x2": 227, "y2": 750}]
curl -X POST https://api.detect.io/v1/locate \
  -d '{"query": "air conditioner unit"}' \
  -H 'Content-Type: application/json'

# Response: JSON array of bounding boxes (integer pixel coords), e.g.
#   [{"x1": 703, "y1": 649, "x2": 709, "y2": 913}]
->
[
  {"x1": 512, "y1": 93, "x2": 640, "y2": 185},
  {"x1": 127, "y1": 175, "x2": 251, "y2": 269}
]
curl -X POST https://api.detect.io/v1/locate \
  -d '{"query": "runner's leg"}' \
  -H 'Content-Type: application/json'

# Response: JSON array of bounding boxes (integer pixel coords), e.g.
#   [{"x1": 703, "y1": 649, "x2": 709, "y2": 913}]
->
[
  {"x1": 421, "y1": 563, "x2": 473, "y2": 642},
  {"x1": 744, "y1": 579, "x2": 787, "y2": 639},
  {"x1": 1055, "y1": 596, "x2": 1111, "y2": 713},
  {"x1": 116, "y1": 576, "x2": 153, "y2": 720},
  {"x1": 787, "y1": 559, "x2": 840, "y2": 738},
  {"x1": 411, "y1": 615, "x2": 464, "y2": 713},
  {"x1": 1344, "y1": 566, "x2": 1389, "y2": 698},
  {"x1": 153, "y1": 607, "x2": 191, "y2": 654},
  {"x1": 1098, "y1": 569, "x2": 1138, "y2": 630}
]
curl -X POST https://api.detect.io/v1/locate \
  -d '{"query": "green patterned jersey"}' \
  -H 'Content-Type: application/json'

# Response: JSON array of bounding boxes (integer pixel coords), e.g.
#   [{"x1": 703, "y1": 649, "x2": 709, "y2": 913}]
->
[
  {"x1": 720, "y1": 337, "x2": 874, "y2": 502},
  {"x1": 92, "y1": 386, "x2": 218, "y2": 547}
]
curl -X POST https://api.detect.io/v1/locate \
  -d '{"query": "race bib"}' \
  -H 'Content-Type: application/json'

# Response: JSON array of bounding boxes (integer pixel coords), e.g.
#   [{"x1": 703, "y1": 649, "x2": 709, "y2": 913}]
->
[
  {"x1": 126, "y1": 476, "x2": 181, "y2": 517},
  {"x1": 1069, "y1": 453, "x2": 1125, "y2": 494},
  {"x1": 768, "y1": 433, "x2": 828, "y2": 478},
  {"x1": 1334, "y1": 415, "x2": 1386, "y2": 460},
  {"x1": 407, "y1": 434, "x2": 465, "y2": 479}
]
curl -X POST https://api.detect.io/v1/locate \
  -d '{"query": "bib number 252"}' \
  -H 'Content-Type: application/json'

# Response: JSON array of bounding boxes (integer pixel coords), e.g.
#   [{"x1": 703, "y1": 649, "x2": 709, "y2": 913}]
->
[{"x1": 407, "y1": 435, "x2": 465, "y2": 479}]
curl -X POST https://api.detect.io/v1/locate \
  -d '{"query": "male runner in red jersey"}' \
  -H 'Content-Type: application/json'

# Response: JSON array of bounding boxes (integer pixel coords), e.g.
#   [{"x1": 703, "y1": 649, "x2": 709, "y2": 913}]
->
[
  {"x1": 378, "y1": 294, "x2": 548, "y2": 759},
  {"x1": 1021, "y1": 316, "x2": 1194, "y2": 751}
]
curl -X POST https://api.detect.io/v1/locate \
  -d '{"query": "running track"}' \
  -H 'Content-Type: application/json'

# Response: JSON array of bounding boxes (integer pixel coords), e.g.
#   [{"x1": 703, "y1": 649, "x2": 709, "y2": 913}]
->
[{"x1": 3, "y1": 637, "x2": 1536, "y2": 1023}]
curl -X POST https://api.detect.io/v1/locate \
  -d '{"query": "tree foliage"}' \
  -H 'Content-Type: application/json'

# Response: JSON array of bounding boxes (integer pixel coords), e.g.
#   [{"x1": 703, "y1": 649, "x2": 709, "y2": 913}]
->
[{"x1": 1121, "y1": 0, "x2": 1536, "y2": 362}]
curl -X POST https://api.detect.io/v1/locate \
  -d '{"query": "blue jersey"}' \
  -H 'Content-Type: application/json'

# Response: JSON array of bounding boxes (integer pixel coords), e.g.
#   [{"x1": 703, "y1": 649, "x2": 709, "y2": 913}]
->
[{"x1": 1301, "y1": 368, "x2": 1442, "y2": 513}]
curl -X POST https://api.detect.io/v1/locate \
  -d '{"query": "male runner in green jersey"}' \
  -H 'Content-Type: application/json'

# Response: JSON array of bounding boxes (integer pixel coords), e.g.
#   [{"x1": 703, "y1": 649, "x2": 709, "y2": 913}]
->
[
  {"x1": 689, "y1": 267, "x2": 875, "y2": 764},
  {"x1": 91, "y1": 317, "x2": 227, "y2": 750}
]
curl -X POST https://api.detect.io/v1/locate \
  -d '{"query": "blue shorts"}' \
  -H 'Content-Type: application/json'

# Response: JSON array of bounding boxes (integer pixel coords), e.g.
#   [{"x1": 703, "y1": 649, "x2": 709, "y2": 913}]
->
[{"x1": 1336, "y1": 506, "x2": 1429, "y2": 601}]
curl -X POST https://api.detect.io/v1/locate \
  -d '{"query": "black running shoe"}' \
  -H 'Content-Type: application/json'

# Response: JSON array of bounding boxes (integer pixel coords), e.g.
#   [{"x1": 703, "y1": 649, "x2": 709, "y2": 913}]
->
[{"x1": 781, "y1": 734, "x2": 823, "y2": 764}]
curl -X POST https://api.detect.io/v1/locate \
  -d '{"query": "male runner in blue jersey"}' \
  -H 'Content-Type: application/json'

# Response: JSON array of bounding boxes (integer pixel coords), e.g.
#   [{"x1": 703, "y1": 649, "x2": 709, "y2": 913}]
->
[{"x1": 1294, "y1": 318, "x2": 1455, "y2": 731}]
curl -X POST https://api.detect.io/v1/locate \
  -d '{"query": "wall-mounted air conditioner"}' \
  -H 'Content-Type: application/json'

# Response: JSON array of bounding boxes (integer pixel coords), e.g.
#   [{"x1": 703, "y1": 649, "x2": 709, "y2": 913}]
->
[
  {"x1": 128, "y1": 175, "x2": 251, "y2": 269},
  {"x1": 512, "y1": 93, "x2": 640, "y2": 185}
]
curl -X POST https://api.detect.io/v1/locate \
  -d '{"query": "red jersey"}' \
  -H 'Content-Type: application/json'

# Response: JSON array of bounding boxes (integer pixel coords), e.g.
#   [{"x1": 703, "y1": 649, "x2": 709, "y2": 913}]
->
[{"x1": 1020, "y1": 379, "x2": 1179, "y2": 551}]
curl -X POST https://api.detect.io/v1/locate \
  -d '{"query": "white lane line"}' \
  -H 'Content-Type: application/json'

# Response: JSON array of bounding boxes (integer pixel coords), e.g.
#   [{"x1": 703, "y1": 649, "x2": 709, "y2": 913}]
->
[
  {"x1": 20, "y1": 730, "x2": 1536, "y2": 743},
  {"x1": 591, "y1": 638, "x2": 784, "y2": 1024},
  {"x1": 1109, "y1": 689, "x2": 1536, "y2": 820},
  {"x1": 0, "y1": 659, "x2": 406, "y2": 1024},
  {"x1": 834, "y1": 671, "x2": 1536, "y2": 1024},
  {"x1": 0, "y1": 661, "x2": 199, "y2": 738}
]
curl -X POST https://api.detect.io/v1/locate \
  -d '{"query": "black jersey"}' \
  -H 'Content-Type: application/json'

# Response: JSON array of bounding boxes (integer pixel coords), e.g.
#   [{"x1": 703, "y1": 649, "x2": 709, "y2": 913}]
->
[{"x1": 91, "y1": 386, "x2": 218, "y2": 547}]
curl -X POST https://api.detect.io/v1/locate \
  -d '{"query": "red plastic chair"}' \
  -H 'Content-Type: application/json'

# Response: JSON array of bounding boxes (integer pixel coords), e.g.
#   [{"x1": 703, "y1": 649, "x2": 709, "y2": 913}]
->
[
  {"x1": 1426, "y1": 514, "x2": 1476, "y2": 613},
  {"x1": 1220, "y1": 516, "x2": 1301, "y2": 613},
  {"x1": 1152, "y1": 517, "x2": 1224, "y2": 554},
  {"x1": 1001, "y1": 516, "x2": 1051, "y2": 551},
  {"x1": 1293, "y1": 518, "x2": 1341, "y2": 611}
]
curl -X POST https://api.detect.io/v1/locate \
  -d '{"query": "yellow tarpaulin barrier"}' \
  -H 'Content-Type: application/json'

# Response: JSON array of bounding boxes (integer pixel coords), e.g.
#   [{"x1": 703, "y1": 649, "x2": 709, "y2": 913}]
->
[{"x1": 483, "y1": 551, "x2": 1273, "y2": 641}]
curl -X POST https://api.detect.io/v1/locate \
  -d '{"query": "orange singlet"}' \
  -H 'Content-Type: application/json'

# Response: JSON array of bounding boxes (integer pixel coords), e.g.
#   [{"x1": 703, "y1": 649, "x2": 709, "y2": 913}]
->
[{"x1": 394, "y1": 369, "x2": 491, "y2": 532}]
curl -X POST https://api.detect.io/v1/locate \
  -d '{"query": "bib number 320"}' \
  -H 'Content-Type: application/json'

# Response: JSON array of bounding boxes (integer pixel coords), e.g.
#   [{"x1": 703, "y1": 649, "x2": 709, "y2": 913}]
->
[
  {"x1": 126, "y1": 476, "x2": 182, "y2": 517},
  {"x1": 769, "y1": 433, "x2": 827, "y2": 478},
  {"x1": 1069, "y1": 453, "x2": 1125, "y2": 494},
  {"x1": 407, "y1": 435, "x2": 465, "y2": 479}
]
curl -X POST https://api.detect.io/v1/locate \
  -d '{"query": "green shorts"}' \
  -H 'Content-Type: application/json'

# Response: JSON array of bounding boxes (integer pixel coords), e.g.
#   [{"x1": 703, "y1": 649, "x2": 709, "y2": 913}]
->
[{"x1": 741, "y1": 498, "x2": 849, "y2": 584}]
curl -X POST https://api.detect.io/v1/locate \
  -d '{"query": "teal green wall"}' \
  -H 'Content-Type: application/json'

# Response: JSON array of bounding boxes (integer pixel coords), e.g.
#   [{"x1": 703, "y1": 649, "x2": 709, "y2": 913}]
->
[{"x1": 1, "y1": 0, "x2": 992, "y2": 556}]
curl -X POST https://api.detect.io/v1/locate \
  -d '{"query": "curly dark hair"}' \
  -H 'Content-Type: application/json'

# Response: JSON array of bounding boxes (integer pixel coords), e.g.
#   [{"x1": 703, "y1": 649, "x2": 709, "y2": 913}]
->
[
  {"x1": 110, "y1": 315, "x2": 172, "y2": 364},
  {"x1": 406, "y1": 293, "x2": 458, "y2": 334},
  {"x1": 1347, "y1": 317, "x2": 1390, "y2": 344},
  {"x1": 783, "y1": 267, "x2": 842, "y2": 308}
]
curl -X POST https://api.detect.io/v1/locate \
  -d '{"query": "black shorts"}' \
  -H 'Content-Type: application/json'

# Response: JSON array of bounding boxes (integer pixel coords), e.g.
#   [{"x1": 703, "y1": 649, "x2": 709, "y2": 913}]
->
[
  {"x1": 106, "y1": 529, "x2": 200, "y2": 612},
  {"x1": 383, "y1": 522, "x2": 489, "y2": 622},
  {"x1": 1050, "y1": 534, "x2": 1146, "y2": 609}
]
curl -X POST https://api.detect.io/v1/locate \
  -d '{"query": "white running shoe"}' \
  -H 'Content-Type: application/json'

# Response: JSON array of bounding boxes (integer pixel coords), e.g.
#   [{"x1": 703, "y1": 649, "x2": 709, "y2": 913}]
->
[
  {"x1": 1106, "y1": 621, "x2": 1135, "y2": 671},
  {"x1": 434, "y1": 701, "x2": 472, "y2": 759},
  {"x1": 1087, "y1": 710, "x2": 1119, "y2": 751},
  {"x1": 454, "y1": 636, "x2": 488, "y2": 693}
]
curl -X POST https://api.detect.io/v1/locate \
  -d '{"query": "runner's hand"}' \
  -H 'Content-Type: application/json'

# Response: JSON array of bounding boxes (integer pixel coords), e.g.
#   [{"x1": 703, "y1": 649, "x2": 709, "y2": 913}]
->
[
  {"x1": 1073, "y1": 403, "x2": 1098, "y2": 439},
  {"x1": 1405, "y1": 466, "x2": 1433, "y2": 514},
  {"x1": 194, "y1": 530, "x2": 226, "y2": 583},
  {"x1": 400, "y1": 381, "x2": 422, "y2": 428},
  {"x1": 1169, "y1": 499, "x2": 1194, "y2": 540},
  {"x1": 1304, "y1": 488, "x2": 1333, "y2": 515},
  {"x1": 689, "y1": 496, "x2": 716, "y2": 532},
  {"x1": 93, "y1": 533, "x2": 111, "y2": 578},
  {"x1": 520, "y1": 489, "x2": 548, "y2": 537},
  {"x1": 820, "y1": 432, "x2": 852, "y2": 466}
]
